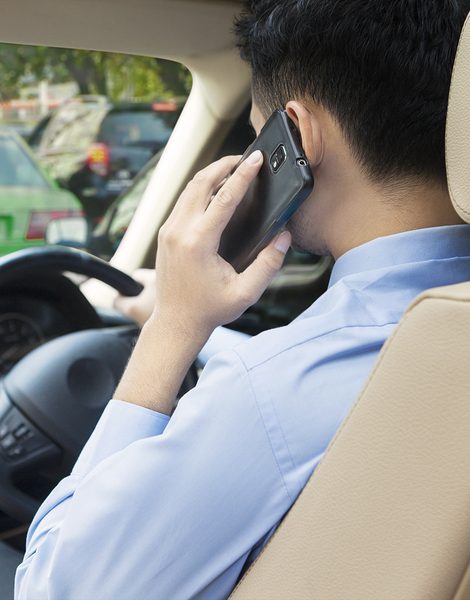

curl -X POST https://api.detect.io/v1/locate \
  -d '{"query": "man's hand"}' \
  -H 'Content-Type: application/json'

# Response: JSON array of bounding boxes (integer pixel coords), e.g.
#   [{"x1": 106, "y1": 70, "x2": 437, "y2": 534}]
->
[
  {"x1": 115, "y1": 151, "x2": 291, "y2": 414},
  {"x1": 114, "y1": 269, "x2": 156, "y2": 327},
  {"x1": 152, "y1": 150, "x2": 291, "y2": 339}
]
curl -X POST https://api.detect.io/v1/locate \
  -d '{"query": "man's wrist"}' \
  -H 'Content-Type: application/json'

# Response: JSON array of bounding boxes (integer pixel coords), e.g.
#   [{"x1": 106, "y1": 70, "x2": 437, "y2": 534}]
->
[
  {"x1": 146, "y1": 311, "x2": 212, "y2": 352},
  {"x1": 114, "y1": 313, "x2": 212, "y2": 416}
]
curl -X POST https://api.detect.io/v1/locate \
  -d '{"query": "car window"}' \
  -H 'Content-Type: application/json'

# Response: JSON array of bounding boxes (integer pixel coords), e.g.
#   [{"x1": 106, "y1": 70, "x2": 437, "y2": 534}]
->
[
  {"x1": 0, "y1": 43, "x2": 190, "y2": 258},
  {"x1": 0, "y1": 135, "x2": 48, "y2": 188},
  {"x1": 98, "y1": 110, "x2": 179, "y2": 147}
]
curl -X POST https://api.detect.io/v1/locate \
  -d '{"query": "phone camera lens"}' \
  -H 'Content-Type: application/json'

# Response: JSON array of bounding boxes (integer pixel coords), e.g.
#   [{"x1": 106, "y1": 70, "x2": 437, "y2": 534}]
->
[
  {"x1": 296, "y1": 158, "x2": 307, "y2": 167},
  {"x1": 270, "y1": 144, "x2": 287, "y2": 173}
]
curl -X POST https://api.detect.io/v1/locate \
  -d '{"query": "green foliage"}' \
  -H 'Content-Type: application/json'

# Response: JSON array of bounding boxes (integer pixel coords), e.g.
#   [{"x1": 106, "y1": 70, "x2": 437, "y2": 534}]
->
[{"x1": 0, "y1": 43, "x2": 191, "y2": 101}]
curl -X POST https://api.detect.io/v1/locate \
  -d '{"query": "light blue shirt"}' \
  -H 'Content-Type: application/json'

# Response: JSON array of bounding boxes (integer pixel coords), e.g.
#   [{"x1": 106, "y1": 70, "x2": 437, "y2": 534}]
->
[{"x1": 15, "y1": 225, "x2": 470, "y2": 599}]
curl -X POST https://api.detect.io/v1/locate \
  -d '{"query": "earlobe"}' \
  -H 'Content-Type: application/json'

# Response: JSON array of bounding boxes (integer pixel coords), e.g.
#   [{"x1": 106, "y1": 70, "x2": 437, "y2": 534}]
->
[{"x1": 285, "y1": 100, "x2": 323, "y2": 168}]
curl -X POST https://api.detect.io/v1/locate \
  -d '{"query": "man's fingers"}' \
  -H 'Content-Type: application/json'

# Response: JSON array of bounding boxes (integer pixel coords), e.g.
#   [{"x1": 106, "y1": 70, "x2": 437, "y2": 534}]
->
[
  {"x1": 203, "y1": 150, "x2": 263, "y2": 242},
  {"x1": 237, "y1": 230, "x2": 291, "y2": 305},
  {"x1": 132, "y1": 268, "x2": 156, "y2": 286},
  {"x1": 178, "y1": 155, "x2": 241, "y2": 213},
  {"x1": 113, "y1": 293, "x2": 133, "y2": 315},
  {"x1": 113, "y1": 268, "x2": 157, "y2": 327}
]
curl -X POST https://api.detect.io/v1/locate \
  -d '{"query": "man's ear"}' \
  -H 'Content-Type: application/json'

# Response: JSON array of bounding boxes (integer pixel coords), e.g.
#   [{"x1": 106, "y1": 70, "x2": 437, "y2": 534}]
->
[{"x1": 285, "y1": 100, "x2": 323, "y2": 168}]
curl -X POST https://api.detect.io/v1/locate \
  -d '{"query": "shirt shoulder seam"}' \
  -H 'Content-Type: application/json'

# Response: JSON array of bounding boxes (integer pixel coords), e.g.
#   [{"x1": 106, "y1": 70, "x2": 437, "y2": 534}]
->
[{"x1": 240, "y1": 320, "x2": 398, "y2": 371}]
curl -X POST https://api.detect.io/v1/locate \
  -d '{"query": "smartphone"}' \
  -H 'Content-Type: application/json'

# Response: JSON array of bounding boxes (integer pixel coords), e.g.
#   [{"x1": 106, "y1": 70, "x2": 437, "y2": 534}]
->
[{"x1": 218, "y1": 109, "x2": 314, "y2": 272}]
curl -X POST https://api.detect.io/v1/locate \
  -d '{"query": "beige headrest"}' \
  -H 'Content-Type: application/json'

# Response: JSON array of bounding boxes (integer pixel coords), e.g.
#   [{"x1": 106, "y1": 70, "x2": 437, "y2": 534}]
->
[{"x1": 447, "y1": 13, "x2": 470, "y2": 222}]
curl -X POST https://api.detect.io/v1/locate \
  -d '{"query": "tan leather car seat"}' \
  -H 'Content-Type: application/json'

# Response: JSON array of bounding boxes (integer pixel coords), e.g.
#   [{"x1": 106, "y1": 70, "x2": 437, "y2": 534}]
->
[{"x1": 230, "y1": 12, "x2": 470, "y2": 600}]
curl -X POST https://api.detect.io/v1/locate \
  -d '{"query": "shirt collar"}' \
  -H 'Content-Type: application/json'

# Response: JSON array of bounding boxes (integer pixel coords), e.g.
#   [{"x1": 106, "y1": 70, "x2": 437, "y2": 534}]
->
[{"x1": 329, "y1": 224, "x2": 470, "y2": 287}]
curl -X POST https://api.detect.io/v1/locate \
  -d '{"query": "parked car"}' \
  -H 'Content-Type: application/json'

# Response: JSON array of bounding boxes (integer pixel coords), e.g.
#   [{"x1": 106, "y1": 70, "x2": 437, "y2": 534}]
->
[
  {"x1": 0, "y1": 127, "x2": 82, "y2": 256},
  {"x1": 36, "y1": 96, "x2": 183, "y2": 222}
]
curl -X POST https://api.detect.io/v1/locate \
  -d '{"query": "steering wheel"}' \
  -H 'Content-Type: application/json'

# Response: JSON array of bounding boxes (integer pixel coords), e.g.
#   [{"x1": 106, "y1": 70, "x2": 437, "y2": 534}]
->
[{"x1": 0, "y1": 247, "x2": 197, "y2": 522}]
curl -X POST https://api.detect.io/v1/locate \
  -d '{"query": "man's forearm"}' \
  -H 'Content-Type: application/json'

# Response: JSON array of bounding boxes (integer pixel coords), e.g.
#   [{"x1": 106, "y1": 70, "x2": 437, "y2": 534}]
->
[
  {"x1": 115, "y1": 316, "x2": 209, "y2": 415},
  {"x1": 114, "y1": 151, "x2": 288, "y2": 416}
]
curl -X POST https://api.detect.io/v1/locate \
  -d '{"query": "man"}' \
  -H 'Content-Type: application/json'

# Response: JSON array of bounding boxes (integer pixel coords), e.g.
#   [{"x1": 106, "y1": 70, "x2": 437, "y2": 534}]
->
[{"x1": 15, "y1": 1, "x2": 470, "y2": 598}]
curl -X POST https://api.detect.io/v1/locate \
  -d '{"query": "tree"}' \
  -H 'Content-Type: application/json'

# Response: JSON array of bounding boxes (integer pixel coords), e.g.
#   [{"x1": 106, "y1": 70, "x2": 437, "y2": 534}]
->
[{"x1": 0, "y1": 43, "x2": 191, "y2": 102}]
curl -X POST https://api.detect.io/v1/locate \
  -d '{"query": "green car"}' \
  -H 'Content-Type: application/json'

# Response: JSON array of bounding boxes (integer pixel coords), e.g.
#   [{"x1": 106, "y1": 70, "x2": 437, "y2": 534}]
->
[{"x1": 0, "y1": 127, "x2": 82, "y2": 256}]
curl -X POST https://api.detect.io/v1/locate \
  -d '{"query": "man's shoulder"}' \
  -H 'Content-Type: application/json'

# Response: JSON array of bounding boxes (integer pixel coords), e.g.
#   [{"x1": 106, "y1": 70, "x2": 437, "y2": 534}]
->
[
  {"x1": 231, "y1": 281, "x2": 400, "y2": 374},
  {"x1": 232, "y1": 319, "x2": 320, "y2": 370}
]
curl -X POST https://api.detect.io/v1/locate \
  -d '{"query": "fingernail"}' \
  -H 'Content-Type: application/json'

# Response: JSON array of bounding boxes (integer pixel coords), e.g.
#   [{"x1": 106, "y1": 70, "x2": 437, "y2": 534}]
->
[
  {"x1": 245, "y1": 150, "x2": 263, "y2": 165},
  {"x1": 274, "y1": 231, "x2": 291, "y2": 254}
]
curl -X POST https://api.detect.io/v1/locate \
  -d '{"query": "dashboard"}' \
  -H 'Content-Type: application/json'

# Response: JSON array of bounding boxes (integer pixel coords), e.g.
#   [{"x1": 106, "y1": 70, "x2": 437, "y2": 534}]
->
[
  {"x1": 0, "y1": 298, "x2": 71, "y2": 374},
  {"x1": 0, "y1": 274, "x2": 102, "y2": 375},
  {"x1": 0, "y1": 311, "x2": 44, "y2": 374}
]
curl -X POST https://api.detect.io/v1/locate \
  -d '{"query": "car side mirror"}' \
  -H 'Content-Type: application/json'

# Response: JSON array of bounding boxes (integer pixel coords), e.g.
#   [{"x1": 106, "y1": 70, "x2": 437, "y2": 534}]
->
[{"x1": 46, "y1": 216, "x2": 89, "y2": 249}]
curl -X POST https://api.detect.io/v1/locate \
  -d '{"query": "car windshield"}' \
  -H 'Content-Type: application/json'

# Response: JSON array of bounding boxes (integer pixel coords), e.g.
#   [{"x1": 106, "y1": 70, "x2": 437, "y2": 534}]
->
[
  {"x1": 0, "y1": 43, "x2": 190, "y2": 259},
  {"x1": 98, "y1": 110, "x2": 180, "y2": 147},
  {"x1": 0, "y1": 134, "x2": 48, "y2": 188}
]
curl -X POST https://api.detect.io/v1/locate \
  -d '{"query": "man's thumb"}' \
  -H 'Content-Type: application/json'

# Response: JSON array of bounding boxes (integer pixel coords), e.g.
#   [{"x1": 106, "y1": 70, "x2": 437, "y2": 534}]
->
[{"x1": 239, "y1": 230, "x2": 291, "y2": 302}]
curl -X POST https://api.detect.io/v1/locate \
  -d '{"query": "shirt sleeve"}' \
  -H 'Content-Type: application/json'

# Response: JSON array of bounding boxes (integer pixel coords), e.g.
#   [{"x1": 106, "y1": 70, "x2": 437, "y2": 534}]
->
[{"x1": 15, "y1": 350, "x2": 293, "y2": 600}]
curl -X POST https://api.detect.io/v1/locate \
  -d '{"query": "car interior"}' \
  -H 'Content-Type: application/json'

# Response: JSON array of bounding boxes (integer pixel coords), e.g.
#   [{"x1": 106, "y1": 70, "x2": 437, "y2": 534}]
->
[{"x1": 0, "y1": 0, "x2": 469, "y2": 598}]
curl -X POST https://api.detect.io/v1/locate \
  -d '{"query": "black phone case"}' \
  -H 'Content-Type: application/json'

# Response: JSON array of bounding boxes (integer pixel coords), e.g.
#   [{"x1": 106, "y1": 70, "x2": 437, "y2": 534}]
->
[{"x1": 218, "y1": 110, "x2": 314, "y2": 272}]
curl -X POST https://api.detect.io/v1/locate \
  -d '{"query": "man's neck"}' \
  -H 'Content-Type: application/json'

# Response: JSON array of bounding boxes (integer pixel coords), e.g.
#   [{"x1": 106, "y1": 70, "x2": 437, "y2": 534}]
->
[{"x1": 328, "y1": 181, "x2": 464, "y2": 260}]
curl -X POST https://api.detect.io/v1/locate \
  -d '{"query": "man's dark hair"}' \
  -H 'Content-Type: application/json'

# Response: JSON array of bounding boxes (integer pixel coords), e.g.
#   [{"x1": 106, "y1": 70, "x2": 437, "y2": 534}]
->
[{"x1": 235, "y1": 0, "x2": 468, "y2": 185}]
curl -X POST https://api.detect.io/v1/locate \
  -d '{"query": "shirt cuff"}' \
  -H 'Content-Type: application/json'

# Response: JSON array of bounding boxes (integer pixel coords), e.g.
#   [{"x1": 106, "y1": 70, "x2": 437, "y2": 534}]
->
[{"x1": 72, "y1": 399, "x2": 170, "y2": 477}]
